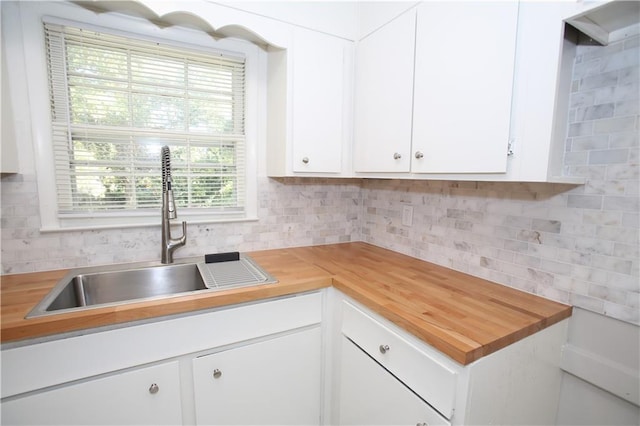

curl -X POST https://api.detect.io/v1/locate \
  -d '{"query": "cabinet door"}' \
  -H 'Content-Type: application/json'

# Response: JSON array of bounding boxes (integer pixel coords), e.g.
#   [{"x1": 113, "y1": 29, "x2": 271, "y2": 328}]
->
[
  {"x1": 1, "y1": 6, "x2": 19, "y2": 174},
  {"x1": 353, "y1": 9, "x2": 416, "y2": 173},
  {"x1": 292, "y1": 28, "x2": 347, "y2": 173},
  {"x1": 1, "y1": 361, "x2": 182, "y2": 425},
  {"x1": 412, "y1": 2, "x2": 518, "y2": 173},
  {"x1": 339, "y1": 337, "x2": 450, "y2": 426},
  {"x1": 193, "y1": 327, "x2": 322, "y2": 425}
]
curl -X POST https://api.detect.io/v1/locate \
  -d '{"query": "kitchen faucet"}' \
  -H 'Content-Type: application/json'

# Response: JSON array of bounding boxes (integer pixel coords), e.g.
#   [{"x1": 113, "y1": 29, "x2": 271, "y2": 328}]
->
[{"x1": 161, "y1": 145, "x2": 187, "y2": 264}]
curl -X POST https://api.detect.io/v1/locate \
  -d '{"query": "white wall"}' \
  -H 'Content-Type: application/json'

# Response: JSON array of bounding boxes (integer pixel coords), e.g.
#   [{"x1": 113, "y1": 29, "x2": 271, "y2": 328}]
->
[{"x1": 216, "y1": 1, "x2": 358, "y2": 40}]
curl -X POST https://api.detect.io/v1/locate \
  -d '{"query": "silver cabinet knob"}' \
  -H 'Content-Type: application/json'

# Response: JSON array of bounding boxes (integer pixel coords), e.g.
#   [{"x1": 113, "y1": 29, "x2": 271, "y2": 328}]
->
[
  {"x1": 302, "y1": 157, "x2": 309, "y2": 164},
  {"x1": 213, "y1": 369, "x2": 222, "y2": 379},
  {"x1": 379, "y1": 344, "x2": 390, "y2": 354},
  {"x1": 416, "y1": 423, "x2": 429, "y2": 426},
  {"x1": 149, "y1": 383, "x2": 159, "y2": 394},
  {"x1": 415, "y1": 151, "x2": 424, "y2": 159},
  {"x1": 393, "y1": 152, "x2": 402, "y2": 160}
]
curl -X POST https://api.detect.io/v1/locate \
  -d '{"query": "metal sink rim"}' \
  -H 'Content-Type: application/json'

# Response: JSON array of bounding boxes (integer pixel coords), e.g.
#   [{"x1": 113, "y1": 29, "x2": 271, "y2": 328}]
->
[{"x1": 26, "y1": 255, "x2": 277, "y2": 318}]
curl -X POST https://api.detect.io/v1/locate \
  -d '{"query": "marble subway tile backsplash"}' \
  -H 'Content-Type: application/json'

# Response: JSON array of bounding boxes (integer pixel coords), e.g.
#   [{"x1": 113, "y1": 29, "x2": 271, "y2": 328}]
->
[
  {"x1": 0, "y1": 176, "x2": 361, "y2": 274},
  {"x1": 361, "y1": 179, "x2": 638, "y2": 325}
]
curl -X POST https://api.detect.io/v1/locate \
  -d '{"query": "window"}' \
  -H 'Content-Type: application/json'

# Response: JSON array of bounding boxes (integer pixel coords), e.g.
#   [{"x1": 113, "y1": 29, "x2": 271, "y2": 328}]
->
[{"x1": 45, "y1": 21, "x2": 248, "y2": 219}]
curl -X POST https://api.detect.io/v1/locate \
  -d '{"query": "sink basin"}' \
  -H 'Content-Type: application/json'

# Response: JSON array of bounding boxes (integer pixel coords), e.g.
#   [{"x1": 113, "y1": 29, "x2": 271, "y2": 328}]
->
[
  {"x1": 27, "y1": 255, "x2": 277, "y2": 318},
  {"x1": 43, "y1": 263, "x2": 207, "y2": 314}
]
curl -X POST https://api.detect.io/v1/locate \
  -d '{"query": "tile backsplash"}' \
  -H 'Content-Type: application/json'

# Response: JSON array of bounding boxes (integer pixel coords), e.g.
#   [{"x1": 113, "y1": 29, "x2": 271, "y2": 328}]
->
[
  {"x1": 1, "y1": 35, "x2": 638, "y2": 325},
  {"x1": 0, "y1": 176, "x2": 361, "y2": 273}
]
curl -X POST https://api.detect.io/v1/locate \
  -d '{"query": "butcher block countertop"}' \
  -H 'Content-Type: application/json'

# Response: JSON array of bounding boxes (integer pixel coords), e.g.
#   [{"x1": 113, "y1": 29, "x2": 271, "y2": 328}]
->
[{"x1": 0, "y1": 242, "x2": 571, "y2": 365}]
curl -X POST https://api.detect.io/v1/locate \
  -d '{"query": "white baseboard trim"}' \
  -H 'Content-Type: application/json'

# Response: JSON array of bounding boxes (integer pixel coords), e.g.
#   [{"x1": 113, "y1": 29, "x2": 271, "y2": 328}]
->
[{"x1": 561, "y1": 343, "x2": 639, "y2": 406}]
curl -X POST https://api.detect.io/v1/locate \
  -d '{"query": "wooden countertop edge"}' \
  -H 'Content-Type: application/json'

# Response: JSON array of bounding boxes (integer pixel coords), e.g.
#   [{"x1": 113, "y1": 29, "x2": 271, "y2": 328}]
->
[
  {"x1": 332, "y1": 275, "x2": 573, "y2": 365},
  {"x1": 1, "y1": 278, "x2": 332, "y2": 343},
  {"x1": 332, "y1": 278, "x2": 475, "y2": 365}
]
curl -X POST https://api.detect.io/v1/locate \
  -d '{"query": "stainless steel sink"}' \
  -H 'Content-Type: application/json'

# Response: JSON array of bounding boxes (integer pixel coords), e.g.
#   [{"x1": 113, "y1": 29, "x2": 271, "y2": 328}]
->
[{"x1": 27, "y1": 255, "x2": 277, "y2": 318}]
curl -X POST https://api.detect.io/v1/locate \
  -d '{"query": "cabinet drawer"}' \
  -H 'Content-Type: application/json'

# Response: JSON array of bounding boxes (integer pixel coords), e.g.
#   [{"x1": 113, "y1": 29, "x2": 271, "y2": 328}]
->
[{"x1": 341, "y1": 301, "x2": 458, "y2": 418}]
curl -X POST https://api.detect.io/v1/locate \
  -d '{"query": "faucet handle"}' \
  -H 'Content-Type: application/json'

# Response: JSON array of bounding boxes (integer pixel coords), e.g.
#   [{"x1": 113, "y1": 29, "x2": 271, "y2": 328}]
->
[{"x1": 180, "y1": 221, "x2": 187, "y2": 241}]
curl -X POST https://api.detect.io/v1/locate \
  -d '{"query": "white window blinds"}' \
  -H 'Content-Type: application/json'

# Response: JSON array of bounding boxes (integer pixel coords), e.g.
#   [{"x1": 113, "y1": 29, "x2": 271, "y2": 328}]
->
[{"x1": 44, "y1": 21, "x2": 246, "y2": 216}]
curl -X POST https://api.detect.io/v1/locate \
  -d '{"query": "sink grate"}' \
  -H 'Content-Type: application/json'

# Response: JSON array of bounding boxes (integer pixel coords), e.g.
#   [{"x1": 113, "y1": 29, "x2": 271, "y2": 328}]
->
[{"x1": 196, "y1": 256, "x2": 277, "y2": 289}]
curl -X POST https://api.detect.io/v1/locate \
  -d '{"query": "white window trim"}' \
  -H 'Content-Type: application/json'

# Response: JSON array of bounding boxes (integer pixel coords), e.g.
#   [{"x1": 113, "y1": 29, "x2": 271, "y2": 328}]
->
[{"x1": 17, "y1": 1, "x2": 261, "y2": 232}]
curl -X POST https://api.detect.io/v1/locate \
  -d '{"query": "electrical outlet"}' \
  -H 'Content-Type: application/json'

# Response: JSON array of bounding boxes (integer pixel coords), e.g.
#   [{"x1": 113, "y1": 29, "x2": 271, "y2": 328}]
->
[{"x1": 402, "y1": 205, "x2": 413, "y2": 227}]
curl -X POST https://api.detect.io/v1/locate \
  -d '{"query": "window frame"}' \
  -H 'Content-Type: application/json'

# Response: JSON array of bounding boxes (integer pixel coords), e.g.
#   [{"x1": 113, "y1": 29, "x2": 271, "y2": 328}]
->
[{"x1": 18, "y1": 1, "x2": 260, "y2": 231}]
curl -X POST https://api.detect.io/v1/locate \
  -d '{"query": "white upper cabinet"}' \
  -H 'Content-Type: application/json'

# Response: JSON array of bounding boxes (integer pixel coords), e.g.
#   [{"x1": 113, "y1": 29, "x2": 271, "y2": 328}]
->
[
  {"x1": 13, "y1": 0, "x2": 606, "y2": 182},
  {"x1": 1, "y1": 3, "x2": 20, "y2": 174},
  {"x1": 1, "y1": 70, "x2": 19, "y2": 174},
  {"x1": 411, "y1": 1, "x2": 518, "y2": 174},
  {"x1": 290, "y1": 27, "x2": 351, "y2": 174},
  {"x1": 353, "y1": 2, "x2": 518, "y2": 176},
  {"x1": 267, "y1": 27, "x2": 354, "y2": 176},
  {"x1": 351, "y1": 1, "x2": 595, "y2": 183},
  {"x1": 508, "y1": 1, "x2": 578, "y2": 183},
  {"x1": 353, "y1": 9, "x2": 416, "y2": 173}
]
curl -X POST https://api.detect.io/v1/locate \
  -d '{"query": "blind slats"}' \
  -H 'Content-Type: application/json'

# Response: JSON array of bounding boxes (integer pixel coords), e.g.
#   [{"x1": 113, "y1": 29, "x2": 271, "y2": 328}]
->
[{"x1": 45, "y1": 21, "x2": 246, "y2": 215}]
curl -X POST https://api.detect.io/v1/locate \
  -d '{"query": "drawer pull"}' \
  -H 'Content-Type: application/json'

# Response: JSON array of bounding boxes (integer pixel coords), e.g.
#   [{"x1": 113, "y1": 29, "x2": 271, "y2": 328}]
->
[
  {"x1": 416, "y1": 423, "x2": 429, "y2": 426},
  {"x1": 379, "y1": 344, "x2": 390, "y2": 354},
  {"x1": 148, "y1": 383, "x2": 159, "y2": 394},
  {"x1": 213, "y1": 369, "x2": 222, "y2": 379}
]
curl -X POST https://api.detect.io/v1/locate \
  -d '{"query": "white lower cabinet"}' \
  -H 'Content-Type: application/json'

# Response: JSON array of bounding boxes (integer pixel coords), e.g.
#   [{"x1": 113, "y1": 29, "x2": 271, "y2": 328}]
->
[
  {"x1": 193, "y1": 327, "x2": 322, "y2": 425},
  {"x1": 1, "y1": 290, "x2": 568, "y2": 425},
  {"x1": 1, "y1": 292, "x2": 323, "y2": 426},
  {"x1": 333, "y1": 295, "x2": 569, "y2": 426},
  {"x1": 337, "y1": 300, "x2": 457, "y2": 426},
  {"x1": 1, "y1": 361, "x2": 182, "y2": 425},
  {"x1": 339, "y1": 336, "x2": 449, "y2": 426}
]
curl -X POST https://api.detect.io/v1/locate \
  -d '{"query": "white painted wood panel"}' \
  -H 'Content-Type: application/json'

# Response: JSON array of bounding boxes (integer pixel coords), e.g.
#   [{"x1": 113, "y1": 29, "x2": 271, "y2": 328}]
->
[
  {"x1": 1, "y1": 292, "x2": 322, "y2": 398},
  {"x1": 339, "y1": 336, "x2": 450, "y2": 426},
  {"x1": 559, "y1": 308, "x2": 640, "y2": 406},
  {"x1": 217, "y1": 1, "x2": 358, "y2": 40},
  {"x1": 509, "y1": 1, "x2": 580, "y2": 182},
  {"x1": 356, "y1": 1, "x2": 418, "y2": 40},
  {"x1": 341, "y1": 301, "x2": 458, "y2": 418},
  {"x1": 557, "y1": 373, "x2": 640, "y2": 426},
  {"x1": 1, "y1": 43, "x2": 19, "y2": 174},
  {"x1": 460, "y1": 320, "x2": 568, "y2": 426},
  {"x1": 412, "y1": 1, "x2": 518, "y2": 174},
  {"x1": 193, "y1": 327, "x2": 322, "y2": 425},
  {"x1": 1, "y1": 361, "x2": 182, "y2": 425},
  {"x1": 353, "y1": 9, "x2": 416, "y2": 173},
  {"x1": 292, "y1": 27, "x2": 346, "y2": 173}
]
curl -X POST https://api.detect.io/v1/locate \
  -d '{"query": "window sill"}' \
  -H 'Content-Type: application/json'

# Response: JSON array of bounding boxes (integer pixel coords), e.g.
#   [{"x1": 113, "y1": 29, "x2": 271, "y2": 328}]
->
[{"x1": 39, "y1": 216, "x2": 259, "y2": 234}]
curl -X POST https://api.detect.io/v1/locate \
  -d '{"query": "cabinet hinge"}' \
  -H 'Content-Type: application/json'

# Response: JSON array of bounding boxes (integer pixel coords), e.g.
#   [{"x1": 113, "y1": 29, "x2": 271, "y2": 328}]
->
[{"x1": 507, "y1": 139, "x2": 515, "y2": 156}]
